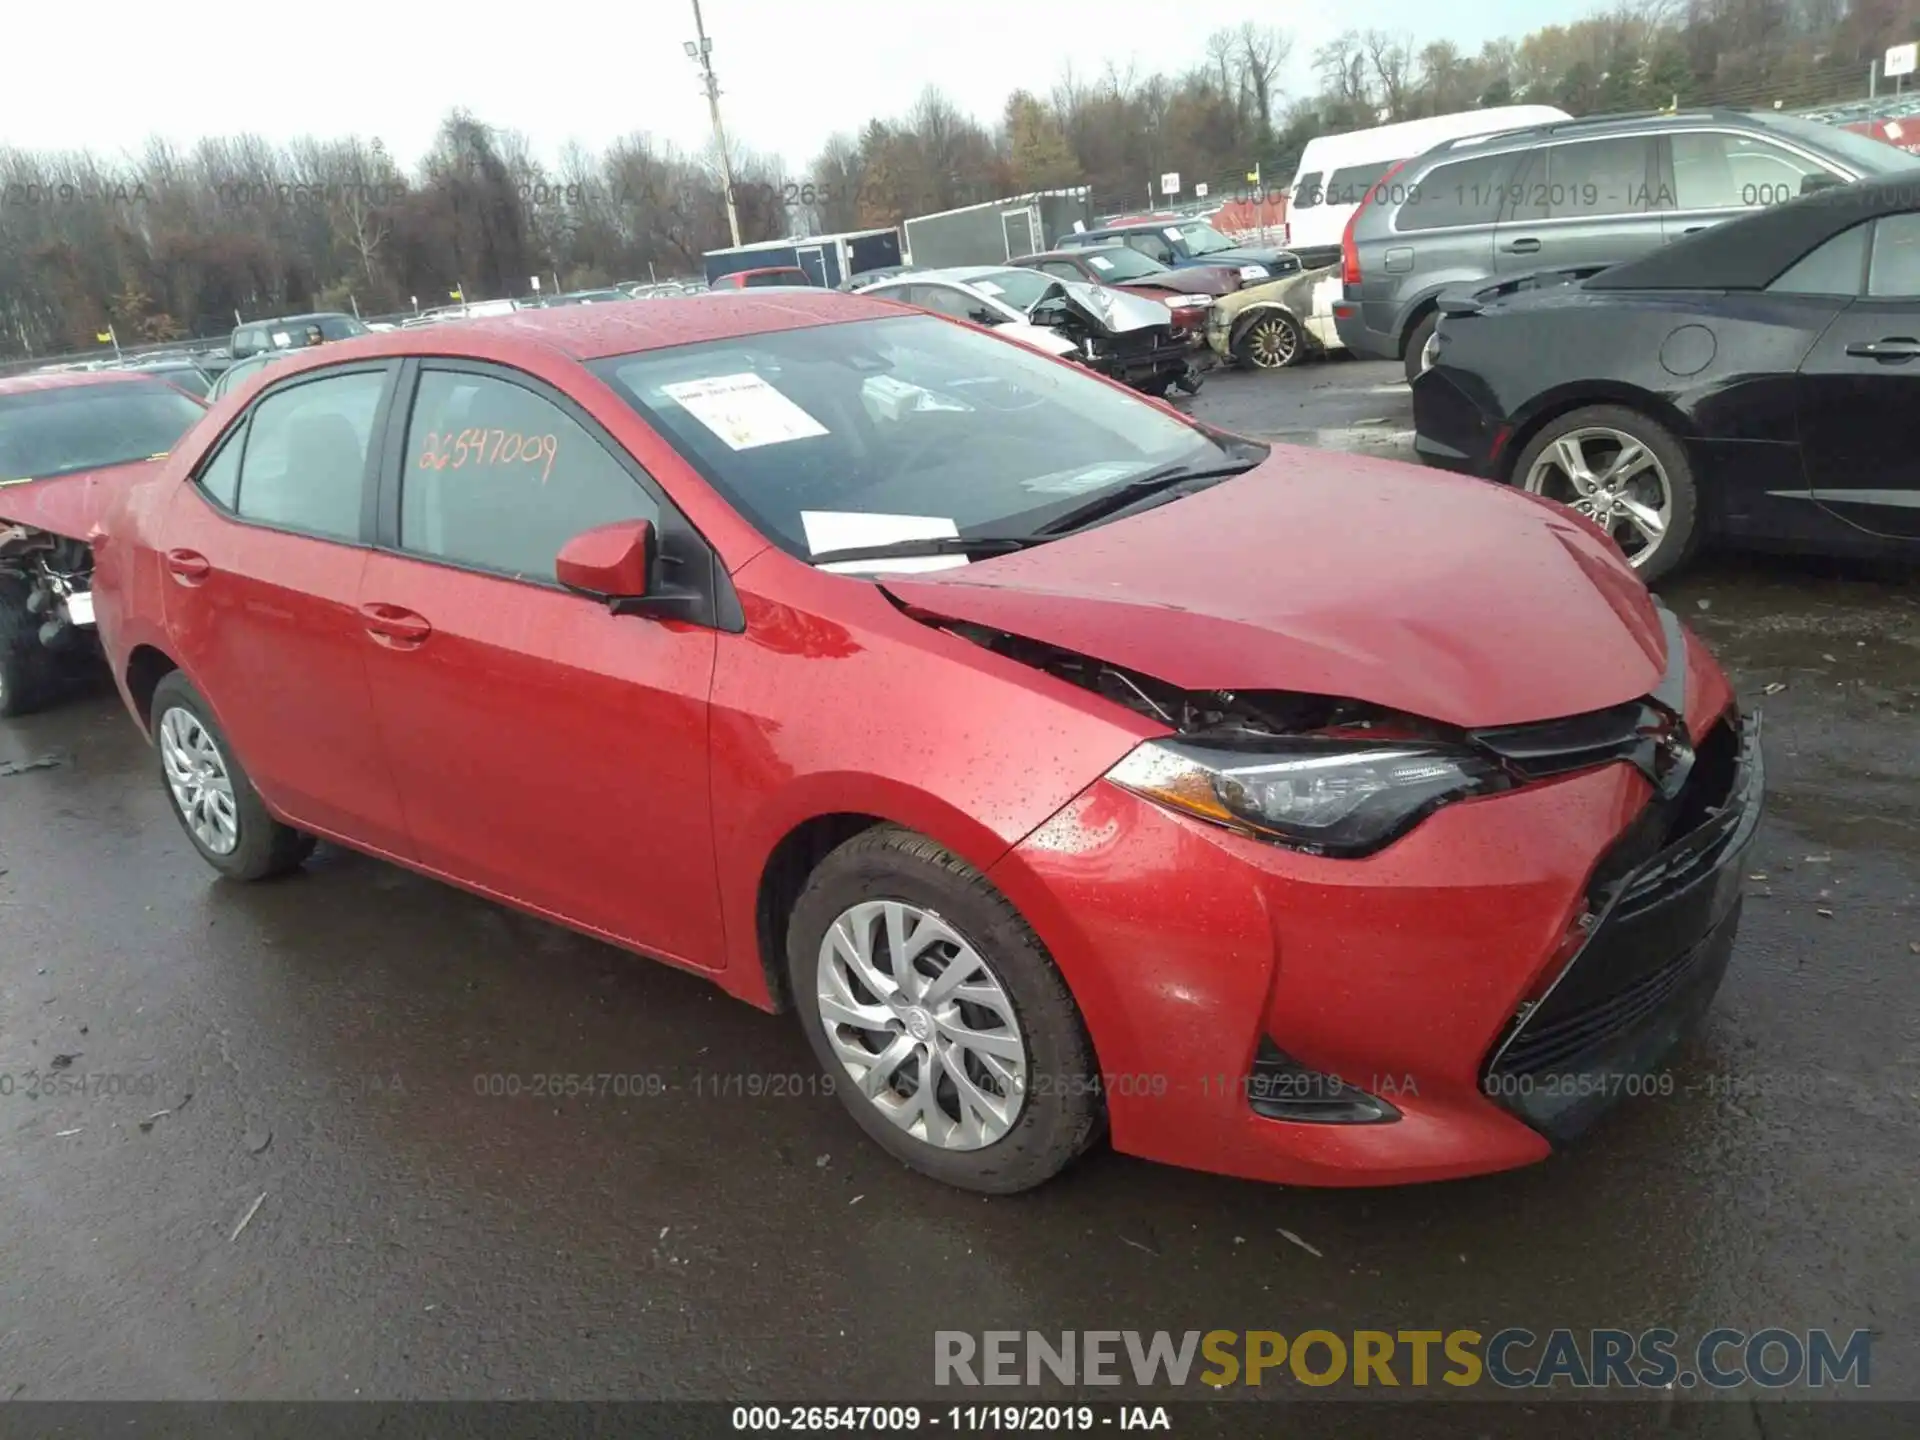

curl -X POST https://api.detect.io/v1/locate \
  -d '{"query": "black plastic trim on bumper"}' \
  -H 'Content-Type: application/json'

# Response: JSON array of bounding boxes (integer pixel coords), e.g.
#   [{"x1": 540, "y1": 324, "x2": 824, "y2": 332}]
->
[{"x1": 1482, "y1": 711, "x2": 1764, "y2": 1144}]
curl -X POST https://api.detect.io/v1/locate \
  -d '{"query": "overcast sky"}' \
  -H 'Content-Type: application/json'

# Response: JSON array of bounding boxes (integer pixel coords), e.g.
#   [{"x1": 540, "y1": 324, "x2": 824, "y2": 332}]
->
[{"x1": 5, "y1": 0, "x2": 1591, "y2": 173}]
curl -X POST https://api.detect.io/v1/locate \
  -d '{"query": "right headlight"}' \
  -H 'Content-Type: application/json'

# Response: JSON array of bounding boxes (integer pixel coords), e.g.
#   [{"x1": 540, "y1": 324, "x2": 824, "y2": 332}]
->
[{"x1": 1106, "y1": 738, "x2": 1511, "y2": 857}]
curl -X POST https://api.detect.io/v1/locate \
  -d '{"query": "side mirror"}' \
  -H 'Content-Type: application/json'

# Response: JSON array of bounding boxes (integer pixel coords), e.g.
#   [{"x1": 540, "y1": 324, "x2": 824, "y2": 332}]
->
[
  {"x1": 556, "y1": 518, "x2": 654, "y2": 603},
  {"x1": 968, "y1": 308, "x2": 1001, "y2": 325},
  {"x1": 1801, "y1": 173, "x2": 1842, "y2": 195}
]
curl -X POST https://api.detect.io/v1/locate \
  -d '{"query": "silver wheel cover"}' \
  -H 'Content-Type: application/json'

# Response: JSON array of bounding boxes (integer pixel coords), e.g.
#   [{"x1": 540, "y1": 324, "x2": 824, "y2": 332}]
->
[
  {"x1": 815, "y1": 899, "x2": 1028, "y2": 1150},
  {"x1": 1523, "y1": 426, "x2": 1673, "y2": 568},
  {"x1": 1245, "y1": 315, "x2": 1297, "y2": 368},
  {"x1": 158, "y1": 706, "x2": 241, "y2": 855}
]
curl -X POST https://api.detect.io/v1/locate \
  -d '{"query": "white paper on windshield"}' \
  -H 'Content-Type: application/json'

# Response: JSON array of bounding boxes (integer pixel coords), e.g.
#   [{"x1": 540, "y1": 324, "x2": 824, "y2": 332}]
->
[
  {"x1": 1889, "y1": 121, "x2": 1906, "y2": 140},
  {"x1": 801, "y1": 511, "x2": 968, "y2": 574},
  {"x1": 973, "y1": 280, "x2": 1004, "y2": 296},
  {"x1": 1087, "y1": 255, "x2": 1114, "y2": 271},
  {"x1": 270, "y1": 331, "x2": 292, "y2": 348},
  {"x1": 862, "y1": 374, "x2": 969, "y2": 419},
  {"x1": 661, "y1": 373, "x2": 829, "y2": 450},
  {"x1": 1022, "y1": 462, "x2": 1134, "y2": 496},
  {"x1": 1163, "y1": 227, "x2": 1184, "y2": 242}
]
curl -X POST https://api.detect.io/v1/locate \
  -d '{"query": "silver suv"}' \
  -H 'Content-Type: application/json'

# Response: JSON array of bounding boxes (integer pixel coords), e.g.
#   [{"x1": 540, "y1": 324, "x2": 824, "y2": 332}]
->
[{"x1": 1334, "y1": 108, "x2": 1920, "y2": 383}]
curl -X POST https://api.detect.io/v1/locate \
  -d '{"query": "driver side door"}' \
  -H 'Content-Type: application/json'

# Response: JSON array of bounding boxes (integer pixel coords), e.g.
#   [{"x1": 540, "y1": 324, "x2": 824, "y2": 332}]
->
[{"x1": 355, "y1": 360, "x2": 727, "y2": 967}]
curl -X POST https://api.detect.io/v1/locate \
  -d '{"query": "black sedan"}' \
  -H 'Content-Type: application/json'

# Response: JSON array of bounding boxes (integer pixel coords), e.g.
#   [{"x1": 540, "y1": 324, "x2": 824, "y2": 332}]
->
[{"x1": 1413, "y1": 176, "x2": 1920, "y2": 582}]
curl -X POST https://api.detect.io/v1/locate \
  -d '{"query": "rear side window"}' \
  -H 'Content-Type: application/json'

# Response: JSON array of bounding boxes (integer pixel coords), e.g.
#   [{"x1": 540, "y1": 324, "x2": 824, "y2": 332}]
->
[
  {"x1": 1512, "y1": 138, "x2": 1657, "y2": 220},
  {"x1": 1768, "y1": 222, "x2": 1870, "y2": 296},
  {"x1": 1290, "y1": 172, "x2": 1323, "y2": 210},
  {"x1": 1868, "y1": 213, "x2": 1920, "y2": 297},
  {"x1": 234, "y1": 371, "x2": 384, "y2": 541},
  {"x1": 399, "y1": 369, "x2": 658, "y2": 584},
  {"x1": 1324, "y1": 161, "x2": 1397, "y2": 207},
  {"x1": 1396, "y1": 154, "x2": 1511, "y2": 232}
]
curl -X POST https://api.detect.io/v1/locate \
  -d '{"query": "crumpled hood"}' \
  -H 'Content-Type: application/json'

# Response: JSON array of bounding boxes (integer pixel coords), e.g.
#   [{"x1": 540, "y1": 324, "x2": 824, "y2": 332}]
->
[
  {"x1": 1033, "y1": 279, "x2": 1173, "y2": 335},
  {"x1": 0, "y1": 457, "x2": 160, "y2": 542},
  {"x1": 881, "y1": 447, "x2": 1670, "y2": 730}
]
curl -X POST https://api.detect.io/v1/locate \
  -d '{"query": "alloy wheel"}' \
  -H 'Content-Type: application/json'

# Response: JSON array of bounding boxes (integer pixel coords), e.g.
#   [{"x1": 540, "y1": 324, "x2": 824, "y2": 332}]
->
[
  {"x1": 158, "y1": 706, "x2": 241, "y2": 855},
  {"x1": 1523, "y1": 426, "x2": 1673, "y2": 568},
  {"x1": 1243, "y1": 315, "x2": 1299, "y2": 369},
  {"x1": 814, "y1": 899, "x2": 1028, "y2": 1150}
]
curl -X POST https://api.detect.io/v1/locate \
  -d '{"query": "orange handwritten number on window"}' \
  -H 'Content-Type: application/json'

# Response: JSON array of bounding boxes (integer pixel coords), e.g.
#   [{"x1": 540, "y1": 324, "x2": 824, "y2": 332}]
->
[{"x1": 418, "y1": 429, "x2": 557, "y2": 481}]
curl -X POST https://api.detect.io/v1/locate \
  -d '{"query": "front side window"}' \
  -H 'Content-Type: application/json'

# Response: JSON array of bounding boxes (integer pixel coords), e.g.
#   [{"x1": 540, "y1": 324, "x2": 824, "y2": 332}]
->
[
  {"x1": 1290, "y1": 172, "x2": 1324, "y2": 210},
  {"x1": 1671, "y1": 131, "x2": 1833, "y2": 211},
  {"x1": 400, "y1": 369, "x2": 658, "y2": 583},
  {"x1": 595, "y1": 313, "x2": 1229, "y2": 559},
  {"x1": 234, "y1": 370, "x2": 384, "y2": 540},
  {"x1": 0, "y1": 379, "x2": 206, "y2": 481},
  {"x1": 1324, "y1": 162, "x2": 1397, "y2": 207},
  {"x1": 1868, "y1": 212, "x2": 1920, "y2": 297},
  {"x1": 1124, "y1": 233, "x2": 1176, "y2": 264}
]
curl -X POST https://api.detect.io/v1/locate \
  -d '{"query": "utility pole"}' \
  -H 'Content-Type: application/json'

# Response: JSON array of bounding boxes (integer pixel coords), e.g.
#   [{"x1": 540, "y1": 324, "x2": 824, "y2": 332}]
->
[{"x1": 686, "y1": 0, "x2": 742, "y2": 248}]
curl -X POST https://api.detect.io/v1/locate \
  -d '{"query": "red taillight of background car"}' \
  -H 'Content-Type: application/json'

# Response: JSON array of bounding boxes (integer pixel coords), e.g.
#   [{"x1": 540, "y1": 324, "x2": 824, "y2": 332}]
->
[{"x1": 1342, "y1": 160, "x2": 1406, "y2": 287}]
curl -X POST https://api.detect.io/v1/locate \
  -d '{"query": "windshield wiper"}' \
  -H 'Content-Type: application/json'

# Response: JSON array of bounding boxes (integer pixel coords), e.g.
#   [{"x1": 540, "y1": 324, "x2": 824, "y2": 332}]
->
[
  {"x1": 1027, "y1": 459, "x2": 1262, "y2": 537},
  {"x1": 808, "y1": 535, "x2": 1035, "y2": 566}
]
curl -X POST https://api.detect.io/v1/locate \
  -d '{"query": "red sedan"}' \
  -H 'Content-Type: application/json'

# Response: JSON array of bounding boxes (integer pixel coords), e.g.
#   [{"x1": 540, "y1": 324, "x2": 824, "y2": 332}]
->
[{"x1": 56, "y1": 295, "x2": 1761, "y2": 1192}]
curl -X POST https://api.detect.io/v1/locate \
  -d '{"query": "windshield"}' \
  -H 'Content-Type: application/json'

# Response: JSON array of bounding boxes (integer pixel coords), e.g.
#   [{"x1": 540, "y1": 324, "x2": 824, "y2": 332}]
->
[
  {"x1": 1080, "y1": 248, "x2": 1167, "y2": 281},
  {"x1": 0, "y1": 380, "x2": 206, "y2": 480},
  {"x1": 968, "y1": 269, "x2": 1055, "y2": 309},
  {"x1": 594, "y1": 313, "x2": 1226, "y2": 558},
  {"x1": 1756, "y1": 114, "x2": 1920, "y2": 174},
  {"x1": 1171, "y1": 222, "x2": 1236, "y2": 255}
]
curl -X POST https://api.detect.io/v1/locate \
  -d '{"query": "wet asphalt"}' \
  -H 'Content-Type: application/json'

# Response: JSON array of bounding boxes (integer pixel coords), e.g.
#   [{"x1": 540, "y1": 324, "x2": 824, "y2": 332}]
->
[{"x1": 0, "y1": 360, "x2": 1915, "y2": 1415}]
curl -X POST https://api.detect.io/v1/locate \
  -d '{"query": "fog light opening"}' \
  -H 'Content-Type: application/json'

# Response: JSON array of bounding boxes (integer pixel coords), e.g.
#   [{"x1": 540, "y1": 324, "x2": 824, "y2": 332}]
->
[{"x1": 1246, "y1": 1038, "x2": 1400, "y2": 1124}]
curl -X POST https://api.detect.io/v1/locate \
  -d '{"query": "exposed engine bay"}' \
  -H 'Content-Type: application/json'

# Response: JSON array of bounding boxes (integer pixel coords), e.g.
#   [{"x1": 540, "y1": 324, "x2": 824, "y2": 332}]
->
[
  {"x1": 1027, "y1": 280, "x2": 1205, "y2": 398},
  {"x1": 0, "y1": 523, "x2": 97, "y2": 714}
]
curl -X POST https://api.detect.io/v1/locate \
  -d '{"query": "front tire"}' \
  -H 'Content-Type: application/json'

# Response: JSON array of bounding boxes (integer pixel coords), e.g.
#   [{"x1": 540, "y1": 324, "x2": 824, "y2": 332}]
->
[
  {"x1": 150, "y1": 671, "x2": 315, "y2": 881},
  {"x1": 1234, "y1": 310, "x2": 1304, "y2": 370},
  {"x1": 1510, "y1": 404, "x2": 1701, "y2": 585},
  {"x1": 786, "y1": 826, "x2": 1102, "y2": 1194}
]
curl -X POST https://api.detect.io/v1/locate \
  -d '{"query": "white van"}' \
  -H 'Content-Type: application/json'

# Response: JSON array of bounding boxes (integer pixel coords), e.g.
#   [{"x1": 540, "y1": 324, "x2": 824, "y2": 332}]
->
[{"x1": 1283, "y1": 106, "x2": 1572, "y2": 265}]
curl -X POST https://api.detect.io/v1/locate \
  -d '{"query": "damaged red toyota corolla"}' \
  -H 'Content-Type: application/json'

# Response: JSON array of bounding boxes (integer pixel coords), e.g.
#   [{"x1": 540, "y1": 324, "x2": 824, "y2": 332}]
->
[{"x1": 66, "y1": 295, "x2": 1761, "y2": 1192}]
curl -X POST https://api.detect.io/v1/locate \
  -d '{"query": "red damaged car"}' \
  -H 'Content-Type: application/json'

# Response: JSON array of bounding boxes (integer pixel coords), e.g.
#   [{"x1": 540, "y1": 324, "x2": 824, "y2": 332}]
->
[
  {"x1": 47, "y1": 295, "x2": 1761, "y2": 1193},
  {"x1": 0, "y1": 371, "x2": 207, "y2": 715}
]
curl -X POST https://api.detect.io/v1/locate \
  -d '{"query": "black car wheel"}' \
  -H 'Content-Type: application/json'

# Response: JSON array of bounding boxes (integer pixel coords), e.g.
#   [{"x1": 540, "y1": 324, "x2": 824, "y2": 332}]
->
[
  {"x1": 1512, "y1": 405, "x2": 1701, "y2": 585},
  {"x1": 1234, "y1": 311, "x2": 1303, "y2": 370},
  {"x1": 1403, "y1": 312, "x2": 1440, "y2": 386},
  {"x1": 786, "y1": 826, "x2": 1103, "y2": 1194}
]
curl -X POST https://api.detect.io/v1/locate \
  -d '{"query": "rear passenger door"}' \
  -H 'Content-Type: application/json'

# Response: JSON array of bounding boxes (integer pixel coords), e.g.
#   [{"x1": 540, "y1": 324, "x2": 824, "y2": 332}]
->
[
  {"x1": 159, "y1": 363, "x2": 413, "y2": 854},
  {"x1": 1493, "y1": 136, "x2": 1664, "y2": 276}
]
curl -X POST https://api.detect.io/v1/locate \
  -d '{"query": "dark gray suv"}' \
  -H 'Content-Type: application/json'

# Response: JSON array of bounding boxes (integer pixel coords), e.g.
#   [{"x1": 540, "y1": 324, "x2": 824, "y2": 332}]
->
[{"x1": 1335, "y1": 108, "x2": 1920, "y2": 383}]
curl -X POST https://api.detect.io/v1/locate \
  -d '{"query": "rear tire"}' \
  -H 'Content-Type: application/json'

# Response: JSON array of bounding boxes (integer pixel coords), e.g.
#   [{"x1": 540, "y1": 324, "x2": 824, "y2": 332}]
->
[
  {"x1": 0, "y1": 581, "x2": 54, "y2": 719},
  {"x1": 786, "y1": 826, "x2": 1102, "y2": 1194},
  {"x1": 1402, "y1": 311, "x2": 1440, "y2": 386},
  {"x1": 150, "y1": 671, "x2": 315, "y2": 881},
  {"x1": 1509, "y1": 404, "x2": 1701, "y2": 585}
]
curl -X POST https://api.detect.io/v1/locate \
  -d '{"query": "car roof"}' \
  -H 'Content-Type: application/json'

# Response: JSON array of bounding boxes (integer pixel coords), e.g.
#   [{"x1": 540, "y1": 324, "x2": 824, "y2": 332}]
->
[
  {"x1": 1413, "y1": 107, "x2": 1830, "y2": 164},
  {"x1": 0, "y1": 369, "x2": 180, "y2": 397},
  {"x1": 232, "y1": 292, "x2": 906, "y2": 369},
  {"x1": 1021, "y1": 247, "x2": 1121, "y2": 261},
  {"x1": 1587, "y1": 175, "x2": 1914, "y2": 290}
]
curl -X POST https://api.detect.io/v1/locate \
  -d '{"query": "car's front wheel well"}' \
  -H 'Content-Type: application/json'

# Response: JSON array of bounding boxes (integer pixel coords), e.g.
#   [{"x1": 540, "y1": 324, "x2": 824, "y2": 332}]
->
[
  {"x1": 124, "y1": 645, "x2": 180, "y2": 732},
  {"x1": 1496, "y1": 389, "x2": 1693, "y2": 485},
  {"x1": 755, "y1": 813, "x2": 888, "y2": 1012}
]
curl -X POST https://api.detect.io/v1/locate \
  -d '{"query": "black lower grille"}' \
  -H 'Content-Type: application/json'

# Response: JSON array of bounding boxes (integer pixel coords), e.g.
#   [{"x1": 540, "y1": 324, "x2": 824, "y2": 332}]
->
[{"x1": 1481, "y1": 712, "x2": 1762, "y2": 1141}]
